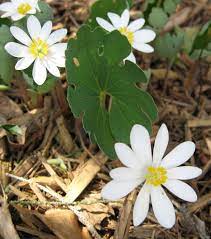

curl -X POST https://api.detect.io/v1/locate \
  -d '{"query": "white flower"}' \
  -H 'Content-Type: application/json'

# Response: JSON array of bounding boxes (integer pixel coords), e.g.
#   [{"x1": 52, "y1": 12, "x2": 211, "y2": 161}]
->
[
  {"x1": 0, "y1": 0, "x2": 40, "y2": 21},
  {"x1": 102, "y1": 124, "x2": 202, "y2": 228},
  {"x1": 96, "y1": 9, "x2": 156, "y2": 63},
  {"x1": 5, "y1": 15, "x2": 67, "y2": 85}
]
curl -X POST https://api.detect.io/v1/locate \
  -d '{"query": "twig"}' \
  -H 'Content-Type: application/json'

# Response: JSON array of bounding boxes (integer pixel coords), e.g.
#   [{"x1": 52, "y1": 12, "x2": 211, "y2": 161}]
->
[{"x1": 6, "y1": 173, "x2": 102, "y2": 239}]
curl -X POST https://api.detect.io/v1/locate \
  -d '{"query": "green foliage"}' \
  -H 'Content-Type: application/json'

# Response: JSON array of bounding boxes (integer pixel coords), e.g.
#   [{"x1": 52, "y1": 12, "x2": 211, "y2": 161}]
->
[
  {"x1": 36, "y1": 1, "x2": 54, "y2": 24},
  {"x1": 23, "y1": 71, "x2": 57, "y2": 94},
  {"x1": 88, "y1": 0, "x2": 132, "y2": 28},
  {"x1": 180, "y1": 27, "x2": 199, "y2": 54},
  {"x1": 146, "y1": 0, "x2": 181, "y2": 28},
  {"x1": 0, "y1": 124, "x2": 22, "y2": 135},
  {"x1": 154, "y1": 31, "x2": 184, "y2": 60},
  {"x1": 191, "y1": 21, "x2": 211, "y2": 53},
  {"x1": 66, "y1": 26, "x2": 157, "y2": 158},
  {"x1": 148, "y1": 7, "x2": 168, "y2": 29},
  {"x1": 163, "y1": 0, "x2": 177, "y2": 14},
  {"x1": 0, "y1": 21, "x2": 15, "y2": 84}
]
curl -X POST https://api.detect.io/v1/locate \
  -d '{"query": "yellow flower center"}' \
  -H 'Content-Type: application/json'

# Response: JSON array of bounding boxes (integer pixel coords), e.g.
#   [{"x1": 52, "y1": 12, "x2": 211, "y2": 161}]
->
[
  {"x1": 145, "y1": 166, "x2": 167, "y2": 187},
  {"x1": 17, "y1": 3, "x2": 32, "y2": 15},
  {"x1": 119, "y1": 27, "x2": 134, "y2": 45},
  {"x1": 29, "y1": 38, "x2": 49, "y2": 59}
]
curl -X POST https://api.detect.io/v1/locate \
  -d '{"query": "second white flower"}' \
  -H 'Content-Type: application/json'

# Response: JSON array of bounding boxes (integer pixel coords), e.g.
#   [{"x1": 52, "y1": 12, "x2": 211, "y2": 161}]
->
[{"x1": 5, "y1": 15, "x2": 67, "y2": 85}]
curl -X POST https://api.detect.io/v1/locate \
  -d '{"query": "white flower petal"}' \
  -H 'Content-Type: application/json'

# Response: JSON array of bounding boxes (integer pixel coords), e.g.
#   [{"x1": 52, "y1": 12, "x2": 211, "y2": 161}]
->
[
  {"x1": 10, "y1": 0, "x2": 19, "y2": 6},
  {"x1": 40, "y1": 21, "x2": 52, "y2": 41},
  {"x1": 128, "y1": 18, "x2": 145, "y2": 32},
  {"x1": 161, "y1": 142, "x2": 195, "y2": 169},
  {"x1": 10, "y1": 26, "x2": 32, "y2": 46},
  {"x1": 27, "y1": 15, "x2": 41, "y2": 39},
  {"x1": 132, "y1": 42, "x2": 154, "y2": 53},
  {"x1": 133, "y1": 183, "x2": 150, "y2": 226},
  {"x1": 121, "y1": 9, "x2": 130, "y2": 27},
  {"x1": 151, "y1": 186, "x2": 175, "y2": 228},
  {"x1": 50, "y1": 56, "x2": 65, "y2": 67},
  {"x1": 27, "y1": 4, "x2": 37, "y2": 14},
  {"x1": 107, "y1": 12, "x2": 122, "y2": 29},
  {"x1": 5, "y1": 42, "x2": 28, "y2": 57},
  {"x1": 134, "y1": 29, "x2": 156, "y2": 43},
  {"x1": 114, "y1": 143, "x2": 139, "y2": 168},
  {"x1": 44, "y1": 60, "x2": 60, "y2": 77},
  {"x1": 124, "y1": 52, "x2": 136, "y2": 63},
  {"x1": 167, "y1": 166, "x2": 202, "y2": 180},
  {"x1": 152, "y1": 124, "x2": 169, "y2": 167},
  {"x1": 15, "y1": 56, "x2": 35, "y2": 70},
  {"x1": 11, "y1": 13, "x2": 24, "y2": 21},
  {"x1": 47, "y1": 29, "x2": 67, "y2": 46},
  {"x1": 0, "y1": 2, "x2": 14, "y2": 11},
  {"x1": 163, "y1": 180, "x2": 197, "y2": 202},
  {"x1": 130, "y1": 124, "x2": 152, "y2": 167},
  {"x1": 28, "y1": 8, "x2": 36, "y2": 14},
  {"x1": 110, "y1": 167, "x2": 144, "y2": 181},
  {"x1": 32, "y1": 59, "x2": 47, "y2": 85},
  {"x1": 1, "y1": 11, "x2": 14, "y2": 18},
  {"x1": 96, "y1": 17, "x2": 115, "y2": 32},
  {"x1": 49, "y1": 43, "x2": 67, "y2": 56},
  {"x1": 101, "y1": 179, "x2": 140, "y2": 200}
]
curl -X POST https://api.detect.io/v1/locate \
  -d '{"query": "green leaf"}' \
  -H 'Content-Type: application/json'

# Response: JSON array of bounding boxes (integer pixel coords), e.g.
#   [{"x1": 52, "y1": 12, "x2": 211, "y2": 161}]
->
[
  {"x1": 0, "y1": 22, "x2": 15, "y2": 84},
  {"x1": 143, "y1": 0, "x2": 157, "y2": 20},
  {"x1": 88, "y1": 0, "x2": 132, "y2": 28},
  {"x1": 148, "y1": 7, "x2": 168, "y2": 29},
  {"x1": 154, "y1": 32, "x2": 184, "y2": 60},
  {"x1": 163, "y1": 0, "x2": 177, "y2": 14},
  {"x1": 35, "y1": 1, "x2": 53, "y2": 24},
  {"x1": 191, "y1": 21, "x2": 211, "y2": 53},
  {"x1": 181, "y1": 27, "x2": 199, "y2": 53},
  {"x1": 22, "y1": 70, "x2": 57, "y2": 94},
  {"x1": 0, "y1": 124, "x2": 22, "y2": 135},
  {"x1": 66, "y1": 26, "x2": 157, "y2": 158}
]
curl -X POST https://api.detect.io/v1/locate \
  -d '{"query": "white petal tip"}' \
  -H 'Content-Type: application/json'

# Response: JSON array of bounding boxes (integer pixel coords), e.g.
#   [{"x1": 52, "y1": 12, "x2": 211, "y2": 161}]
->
[
  {"x1": 15, "y1": 66, "x2": 21, "y2": 71},
  {"x1": 132, "y1": 124, "x2": 147, "y2": 131},
  {"x1": 101, "y1": 189, "x2": 111, "y2": 201},
  {"x1": 133, "y1": 216, "x2": 145, "y2": 227},
  {"x1": 161, "y1": 123, "x2": 167, "y2": 130},
  {"x1": 188, "y1": 192, "x2": 198, "y2": 202},
  {"x1": 122, "y1": 9, "x2": 129, "y2": 15},
  {"x1": 197, "y1": 168, "x2": 203, "y2": 176},
  {"x1": 162, "y1": 222, "x2": 175, "y2": 229},
  {"x1": 133, "y1": 220, "x2": 140, "y2": 227}
]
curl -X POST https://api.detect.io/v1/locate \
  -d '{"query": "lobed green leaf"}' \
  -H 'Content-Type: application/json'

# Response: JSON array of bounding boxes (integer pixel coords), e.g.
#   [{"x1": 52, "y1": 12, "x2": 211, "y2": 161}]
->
[{"x1": 66, "y1": 26, "x2": 157, "y2": 158}]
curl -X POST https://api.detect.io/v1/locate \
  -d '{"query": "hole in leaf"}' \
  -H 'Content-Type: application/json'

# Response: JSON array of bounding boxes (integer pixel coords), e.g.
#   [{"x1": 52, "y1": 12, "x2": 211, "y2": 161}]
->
[
  {"x1": 100, "y1": 91, "x2": 112, "y2": 112},
  {"x1": 73, "y1": 57, "x2": 80, "y2": 67},
  {"x1": 98, "y1": 45, "x2": 104, "y2": 56}
]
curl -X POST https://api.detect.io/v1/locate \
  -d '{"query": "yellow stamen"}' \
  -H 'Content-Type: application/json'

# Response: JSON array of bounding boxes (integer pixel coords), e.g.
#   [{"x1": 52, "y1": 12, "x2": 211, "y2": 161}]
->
[
  {"x1": 17, "y1": 3, "x2": 32, "y2": 15},
  {"x1": 119, "y1": 27, "x2": 134, "y2": 44},
  {"x1": 145, "y1": 166, "x2": 167, "y2": 187},
  {"x1": 29, "y1": 38, "x2": 49, "y2": 59}
]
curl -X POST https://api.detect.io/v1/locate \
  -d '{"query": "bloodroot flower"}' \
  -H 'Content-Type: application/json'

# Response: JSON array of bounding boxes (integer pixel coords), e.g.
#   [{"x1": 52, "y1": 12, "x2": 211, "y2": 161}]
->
[
  {"x1": 0, "y1": 0, "x2": 40, "y2": 21},
  {"x1": 96, "y1": 9, "x2": 156, "y2": 63},
  {"x1": 5, "y1": 15, "x2": 67, "y2": 85},
  {"x1": 101, "y1": 124, "x2": 202, "y2": 228}
]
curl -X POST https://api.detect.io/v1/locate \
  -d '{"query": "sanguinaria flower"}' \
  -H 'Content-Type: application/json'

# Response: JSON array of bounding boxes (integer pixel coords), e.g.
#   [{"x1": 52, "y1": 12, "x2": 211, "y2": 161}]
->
[
  {"x1": 96, "y1": 9, "x2": 156, "y2": 63},
  {"x1": 5, "y1": 15, "x2": 67, "y2": 85},
  {"x1": 0, "y1": 0, "x2": 40, "y2": 21},
  {"x1": 101, "y1": 124, "x2": 202, "y2": 228}
]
